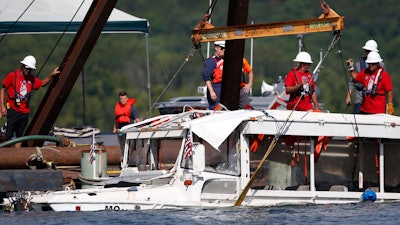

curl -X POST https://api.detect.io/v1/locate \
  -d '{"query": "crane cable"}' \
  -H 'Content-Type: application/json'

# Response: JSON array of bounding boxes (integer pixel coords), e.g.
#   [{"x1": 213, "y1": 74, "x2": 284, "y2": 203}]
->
[
  {"x1": 35, "y1": 0, "x2": 86, "y2": 78},
  {"x1": 204, "y1": 0, "x2": 218, "y2": 22},
  {"x1": 320, "y1": 0, "x2": 331, "y2": 16},
  {"x1": 317, "y1": 1, "x2": 371, "y2": 189},
  {"x1": 144, "y1": 0, "x2": 218, "y2": 117},
  {"x1": 335, "y1": 31, "x2": 372, "y2": 189},
  {"x1": 144, "y1": 45, "x2": 200, "y2": 118},
  {"x1": 234, "y1": 93, "x2": 305, "y2": 206}
]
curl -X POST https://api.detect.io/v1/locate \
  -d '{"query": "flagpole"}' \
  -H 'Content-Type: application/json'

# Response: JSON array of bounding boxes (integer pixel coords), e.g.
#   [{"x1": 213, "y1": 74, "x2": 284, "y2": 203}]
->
[{"x1": 91, "y1": 128, "x2": 96, "y2": 178}]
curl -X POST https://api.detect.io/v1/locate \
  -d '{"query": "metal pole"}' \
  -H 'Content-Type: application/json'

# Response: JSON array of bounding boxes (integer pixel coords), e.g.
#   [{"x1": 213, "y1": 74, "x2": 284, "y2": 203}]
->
[
  {"x1": 250, "y1": 20, "x2": 254, "y2": 96},
  {"x1": 359, "y1": 142, "x2": 364, "y2": 189},
  {"x1": 146, "y1": 33, "x2": 151, "y2": 117},
  {"x1": 81, "y1": 68, "x2": 86, "y2": 126},
  {"x1": 207, "y1": 0, "x2": 212, "y2": 58},
  {"x1": 379, "y1": 141, "x2": 384, "y2": 193},
  {"x1": 310, "y1": 138, "x2": 316, "y2": 192}
]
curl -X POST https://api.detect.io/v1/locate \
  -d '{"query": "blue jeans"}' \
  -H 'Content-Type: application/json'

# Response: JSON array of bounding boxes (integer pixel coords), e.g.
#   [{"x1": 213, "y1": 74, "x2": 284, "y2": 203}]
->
[
  {"x1": 207, "y1": 83, "x2": 222, "y2": 110},
  {"x1": 354, "y1": 103, "x2": 361, "y2": 114}
]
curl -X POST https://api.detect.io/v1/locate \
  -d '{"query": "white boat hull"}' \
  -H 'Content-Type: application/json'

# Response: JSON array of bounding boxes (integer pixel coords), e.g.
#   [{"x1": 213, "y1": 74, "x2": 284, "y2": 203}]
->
[{"x1": 29, "y1": 185, "x2": 400, "y2": 212}]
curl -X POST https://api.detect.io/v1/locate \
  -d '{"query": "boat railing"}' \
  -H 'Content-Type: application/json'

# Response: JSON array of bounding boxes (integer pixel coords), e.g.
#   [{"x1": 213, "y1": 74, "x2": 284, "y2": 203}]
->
[{"x1": 121, "y1": 110, "x2": 226, "y2": 134}]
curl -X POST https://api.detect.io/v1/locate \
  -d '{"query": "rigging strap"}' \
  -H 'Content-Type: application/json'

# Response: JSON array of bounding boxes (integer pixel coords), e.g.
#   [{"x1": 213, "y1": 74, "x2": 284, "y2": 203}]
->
[
  {"x1": 204, "y1": 0, "x2": 218, "y2": 21},
  {"x1": 311, "y1": 31, "x2": 342, "y2": 81},
  {"x1": 320, "y1": 0, "x2": 331, "y2": 16}
]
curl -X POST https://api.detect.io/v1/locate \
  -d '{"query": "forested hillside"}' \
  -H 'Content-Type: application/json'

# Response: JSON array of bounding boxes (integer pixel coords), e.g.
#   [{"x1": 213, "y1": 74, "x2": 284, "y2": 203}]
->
[{"x1": 0, "y1": 0, "x2": 399, "y2": 132}]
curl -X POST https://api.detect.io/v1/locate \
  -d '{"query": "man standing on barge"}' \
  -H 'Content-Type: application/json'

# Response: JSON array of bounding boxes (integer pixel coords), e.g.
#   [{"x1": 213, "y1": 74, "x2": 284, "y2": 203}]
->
[
  {"x1": 113, "y1": 91, "x2": 141, "y2": 164},
  {"x1": 0, "y1": 55, "x2": 59, "y2": 148}
]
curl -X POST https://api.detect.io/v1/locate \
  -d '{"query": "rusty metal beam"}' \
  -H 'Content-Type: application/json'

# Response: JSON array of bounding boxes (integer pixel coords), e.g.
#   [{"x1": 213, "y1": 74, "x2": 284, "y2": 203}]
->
[
  {"x1": 25, "y1": 0, "x2": 118, "y2": 146},
  {"x1": 0, "y1": 146, "x2": 120, "y2": 169},
  {"x1": 220, "y1": 0, "x2": 249, "y2": 110},
  {"x1": 191, "y1": 9, "x2": 344, "y2": 43}
]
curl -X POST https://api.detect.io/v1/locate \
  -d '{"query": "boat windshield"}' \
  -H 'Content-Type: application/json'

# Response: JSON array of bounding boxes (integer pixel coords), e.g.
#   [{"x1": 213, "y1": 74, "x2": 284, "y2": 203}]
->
[{"x1": 181, "y1": 131, "x2": 240, "y2": 176}]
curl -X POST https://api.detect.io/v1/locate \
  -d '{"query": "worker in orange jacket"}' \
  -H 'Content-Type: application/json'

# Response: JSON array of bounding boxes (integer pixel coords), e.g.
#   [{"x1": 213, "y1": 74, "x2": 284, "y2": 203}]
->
[{"x1": 113, "y1": 91, "x2": 140, "y2": 163}]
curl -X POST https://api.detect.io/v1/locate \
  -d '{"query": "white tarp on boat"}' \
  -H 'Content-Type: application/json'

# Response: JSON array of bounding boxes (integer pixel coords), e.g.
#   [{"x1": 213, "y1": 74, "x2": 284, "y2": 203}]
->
[
  {"x1": 0, "y1": 0, "x2": 150, "y2": 34},
  {"x1": 183, "y1": 110, "x2": 265, "y2": 150}
]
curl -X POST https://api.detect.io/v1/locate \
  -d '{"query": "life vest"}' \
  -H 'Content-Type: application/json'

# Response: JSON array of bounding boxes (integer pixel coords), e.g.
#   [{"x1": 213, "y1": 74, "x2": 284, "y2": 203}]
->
[
  {"x1": 212, "y1": 56, "x2": 224, "y2": 83},
  {"x1": 7, "y1": 70, "x2": 38, "y2": 99},
  {"x1": 291, "y1": 68, "x2": 314, "y2": 97},
  {"x1": 241, "y1": 58, "x2": 252, "y2": 87},
  {"x1": 365, "y1": 68, "x2": 383, "y2": 96},
  {"x1": 115, "y1": 98, "x2": 136, "y2": 124}
]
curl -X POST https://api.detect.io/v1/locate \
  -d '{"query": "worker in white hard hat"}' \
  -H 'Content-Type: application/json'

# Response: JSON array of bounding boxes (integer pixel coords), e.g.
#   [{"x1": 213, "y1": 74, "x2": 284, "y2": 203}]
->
[
  {"x1": 346, "y1": 40, "x2": 386, "y2": 114},
  {"x1": 0, "y1": 55, "x2": 60, "y2": 147},
  {"x1": 202, "y1": 40, "x2": 254, "y2": 109},
  {"x1": 285, "y1": 51, "x2": 320, "y2": 111},
  {"x1": 347, "y1": 51, "x2": 394, "y2": 114},
  {"x1": 202, "y1": 41, "x2": 225, "y2": 110}
]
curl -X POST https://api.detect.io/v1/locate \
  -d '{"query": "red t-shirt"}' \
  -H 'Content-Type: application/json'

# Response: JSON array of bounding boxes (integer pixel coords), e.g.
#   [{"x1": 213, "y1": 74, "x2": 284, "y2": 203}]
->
[
  {"x1": 284, "y1": 68, "x2": 316, "y2": 111},
  {"x1": 2, "y1": 69, "x2": 42, "y2": 113},
  {"x1": 355, "y1": 68, "x2": 392, "y2": 114}
]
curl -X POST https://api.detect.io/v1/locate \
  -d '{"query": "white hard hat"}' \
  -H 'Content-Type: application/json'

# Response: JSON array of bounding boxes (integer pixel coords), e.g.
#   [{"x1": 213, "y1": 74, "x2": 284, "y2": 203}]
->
[
  {"x1": 20, "y1": 55, "x2": 37, "y2": 70},
  {"x1": 293, "y1": 51, "x2": 313, "y2": 64},
  {"x1": 365, "y1": 51, "x2": 383, "y2": 63},
  {"x1": 362, "y1": 40, "x2": 379, "y2": 52},
  {"x1": 214, "y1": 40, "x2": 225, "y2": 48}
]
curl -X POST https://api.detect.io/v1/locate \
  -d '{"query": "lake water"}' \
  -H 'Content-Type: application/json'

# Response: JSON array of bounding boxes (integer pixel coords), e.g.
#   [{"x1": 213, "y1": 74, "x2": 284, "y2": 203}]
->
[{"x1": 2, "y1": 201, "x2": 399, "y2": 225}]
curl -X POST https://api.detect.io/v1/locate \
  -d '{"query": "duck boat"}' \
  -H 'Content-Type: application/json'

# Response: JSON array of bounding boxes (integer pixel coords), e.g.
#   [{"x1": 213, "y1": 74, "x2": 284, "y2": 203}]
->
[{"x1": 18, "y1": 109, "x2": 400, "y2": 211}]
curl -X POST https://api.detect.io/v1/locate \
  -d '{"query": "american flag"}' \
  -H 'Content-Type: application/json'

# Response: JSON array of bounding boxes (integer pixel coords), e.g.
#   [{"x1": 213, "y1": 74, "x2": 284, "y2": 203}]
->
[
  {"x1": 89, "y1": 129, "x2": 96, "y2": 164},
  {"x1": 183, "y1": 131, "x2": 193, "y2": 159}
]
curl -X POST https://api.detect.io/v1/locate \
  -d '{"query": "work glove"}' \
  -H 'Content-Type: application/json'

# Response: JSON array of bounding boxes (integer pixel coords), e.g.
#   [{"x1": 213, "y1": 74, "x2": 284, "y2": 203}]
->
[
  {"x1": 387, "y1": 103, "x2": 395, "y2": 115},
  {"x1": 346, "y1": 58, "x2": 354, "y2": 71}
]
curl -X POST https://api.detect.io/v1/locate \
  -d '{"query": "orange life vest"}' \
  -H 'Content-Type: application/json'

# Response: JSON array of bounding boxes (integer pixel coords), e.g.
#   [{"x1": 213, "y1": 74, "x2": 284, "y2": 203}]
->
[
  {"x1": 212, "y1": 56, "x2": 224, "y2": 83},
  {"x1": 241, "y1": 58, "x2": 252, "y2": 87},
  {"x1": 115, "y1": 98, "x2": 136, "y2": 124}
]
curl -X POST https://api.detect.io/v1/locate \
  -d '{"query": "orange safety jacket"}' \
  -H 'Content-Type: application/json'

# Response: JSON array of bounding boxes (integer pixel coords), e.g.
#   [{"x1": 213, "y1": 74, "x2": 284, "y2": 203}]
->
[
  {"x1": 212, "y1": 56, "x2": 224, "y2": 84},
  {"x1": 115, "y1": 98, "x2": 136, "y2": 124},
  {"x1": 212, "y1": 57, "x2": 252, "y2": 85},
  {"x1": 241, "y1": 58, "x2": 252, "y2": 87}
]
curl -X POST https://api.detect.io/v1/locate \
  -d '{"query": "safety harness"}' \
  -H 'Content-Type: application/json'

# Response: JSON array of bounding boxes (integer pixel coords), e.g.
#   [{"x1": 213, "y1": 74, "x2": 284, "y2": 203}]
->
[
  {"x1": 366, "y1": 68, "x2": 383, "y2": 97},
  {"x1": 291, "y1": 68, "x2": 314, "y2": 97}
]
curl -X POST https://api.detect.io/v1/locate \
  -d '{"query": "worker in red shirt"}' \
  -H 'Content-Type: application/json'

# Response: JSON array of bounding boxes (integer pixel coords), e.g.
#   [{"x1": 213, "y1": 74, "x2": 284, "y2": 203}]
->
[
  {"x1": 285, "y1": 51, "x2": 320, "y2": 111},
  {"x1": 0, "y1": 55, "x2": 59, "y2": 147},
  {"x1": 347, "y1": 52, "x2": 394, "y2": 114}
]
